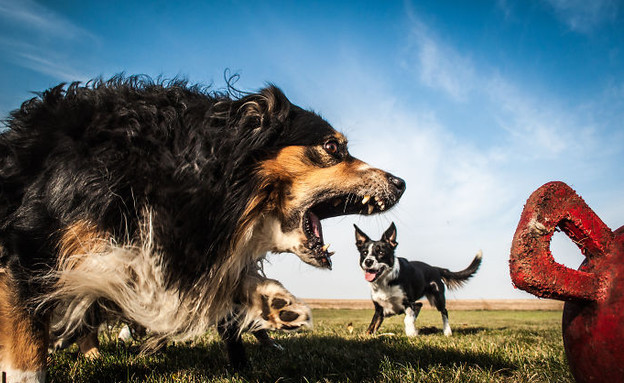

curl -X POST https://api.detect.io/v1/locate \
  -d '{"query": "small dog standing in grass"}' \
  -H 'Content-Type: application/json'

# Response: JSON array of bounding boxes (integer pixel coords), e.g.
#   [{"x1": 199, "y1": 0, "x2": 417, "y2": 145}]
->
[{"x1": 354, "y1": 223, "x2": 482, "y2": 337}]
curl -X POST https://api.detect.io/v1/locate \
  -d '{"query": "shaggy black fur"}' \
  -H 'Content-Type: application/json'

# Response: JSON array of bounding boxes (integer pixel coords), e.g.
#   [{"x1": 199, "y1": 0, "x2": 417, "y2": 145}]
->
[
  {"x1": 0, "y1": 75, "x2": 335, "y2": 290},
  {"x1": 0, "y1": 75, "x2": 346, "y2": 369},
  {"x1": 1, "y1": 75, "x2": 406, "y2": 373}
]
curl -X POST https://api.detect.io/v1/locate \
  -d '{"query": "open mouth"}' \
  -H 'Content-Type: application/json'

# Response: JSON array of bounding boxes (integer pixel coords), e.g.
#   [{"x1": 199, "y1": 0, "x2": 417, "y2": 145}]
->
[
  {"x1": 303, "y1": 193, "x2": 397, "y2": 269},
  {"x1": 363, "y1": 268, "x2": 383, "y2": 282}
]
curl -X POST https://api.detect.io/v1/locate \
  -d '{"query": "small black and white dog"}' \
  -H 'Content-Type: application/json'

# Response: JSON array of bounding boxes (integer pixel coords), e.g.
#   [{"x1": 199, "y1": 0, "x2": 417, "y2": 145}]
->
[{"x1": 354, "y1": 223, "x2": 482, "y2": 337}]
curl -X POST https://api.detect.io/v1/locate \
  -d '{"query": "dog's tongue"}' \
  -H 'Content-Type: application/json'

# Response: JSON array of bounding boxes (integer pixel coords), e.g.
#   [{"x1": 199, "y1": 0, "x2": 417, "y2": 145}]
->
[
  {"x1": 364, "y1": 271, "x2": 377, "y2": 282},
  {"x1": 309, "y1": 211, "x2": 323, "y2": 241}
]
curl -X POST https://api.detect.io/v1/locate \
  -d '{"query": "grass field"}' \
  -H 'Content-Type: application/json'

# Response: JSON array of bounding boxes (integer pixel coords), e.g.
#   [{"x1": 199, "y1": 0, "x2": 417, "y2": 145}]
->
[{"x1": 48, "y1": 308, "x2": 573, "y2": 383}]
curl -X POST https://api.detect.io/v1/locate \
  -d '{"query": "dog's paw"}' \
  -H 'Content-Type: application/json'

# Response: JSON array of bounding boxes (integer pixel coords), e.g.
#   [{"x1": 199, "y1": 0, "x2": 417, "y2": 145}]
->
[
  {"x1": 257, "y1": 335, "x2": 285, "y2": 351},
  {"x1": 405, "y1": 327, "x2": 419, "y2": 337},
  {"x1": 253, "y1": 329, "x2": 285, "y2": 350},
  {"x1": 77, "y1": 332, "x2": 101, "y2": 359},
  {"x1": 251, "y1": 279, "x2": 312, "y2": 331}
]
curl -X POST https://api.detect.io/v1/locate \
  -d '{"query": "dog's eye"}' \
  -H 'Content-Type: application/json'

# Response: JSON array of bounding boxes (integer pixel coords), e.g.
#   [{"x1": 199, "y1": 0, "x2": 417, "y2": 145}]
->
[
  {"x1": 323, "y1": 140, "x2": 339, "y2": 155},
  {"x1": 362, "y1": 250, "x2": 368, "y2": 255}
]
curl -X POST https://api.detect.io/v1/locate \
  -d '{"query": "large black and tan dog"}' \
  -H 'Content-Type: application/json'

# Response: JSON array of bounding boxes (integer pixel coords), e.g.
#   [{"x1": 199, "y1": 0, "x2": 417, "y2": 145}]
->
[
  {"x1": 355, "y1": 223, "x2": 481, "y2": 337},
  {"x1": 0, "y1": 76, "x2": 405, "y2": 381}
]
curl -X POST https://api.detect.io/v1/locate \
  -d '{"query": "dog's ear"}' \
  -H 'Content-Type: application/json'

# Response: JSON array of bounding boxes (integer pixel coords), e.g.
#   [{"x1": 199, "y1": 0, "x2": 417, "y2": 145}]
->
[
  {"x1": 354, "y1": 224, "x2": 370, "y2": 248},
  {"x1": 257, "y1": 85, "x2": 292, "y2": 123},
  {"x1": 382, "y1": 222, "x2": 398, "y2": 248},
  {"x1": 227, "y1": 85, "x2": 292, "y2": 158},
  {"x1": 236, "y1": 85, "x2": 291, "y2": 128}
]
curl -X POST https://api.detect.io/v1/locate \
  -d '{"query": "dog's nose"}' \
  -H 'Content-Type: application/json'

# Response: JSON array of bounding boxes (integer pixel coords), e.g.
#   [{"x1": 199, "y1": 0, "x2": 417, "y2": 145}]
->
[
  {"x1": 388, "y1": 175, "x2": 406, "y2": 196},
  {"x1": 364, "y1": 259, "x2": 374, "y2": 268}
]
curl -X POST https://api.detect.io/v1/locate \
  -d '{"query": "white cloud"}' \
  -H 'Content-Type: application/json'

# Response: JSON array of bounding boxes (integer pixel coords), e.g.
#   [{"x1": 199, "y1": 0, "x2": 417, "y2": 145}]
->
[
  {"x1": 11, "y1": 51, "x2": 90, "y2": 82},
  {"x1": 485, "y1": 75, "x2": 597, "y2": 160},
  {"x1": 262, "y1": 8, "x2": 621, "y2": 300},
  {"x1": 417, "y1": 38, "x2": 475, "y2": 101},
  {"x1": 403, "y1": 18, "x2": 475, "y2": 101},
  {"x1": 0, "y1": 0, "x2": 95, "y2": 40},
  {"x1": 402, "y1": 14, "x2": 600, "y2": 163},
  {"x1": 264, "y1": 82, "x2": 522, "y2": 299},
  {"x1": 542, "y1": 0, "x2": 619, "y2": 33},
  {"x1": 0, "y1": 0, "x2": 96, "y2": 81}
]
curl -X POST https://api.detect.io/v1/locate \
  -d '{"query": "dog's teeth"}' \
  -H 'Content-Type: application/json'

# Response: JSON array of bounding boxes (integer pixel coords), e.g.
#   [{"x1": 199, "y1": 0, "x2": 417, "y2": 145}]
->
[
  {"x1": 361, "y1": 195, "x2": 371, "y2": 204},
  {"x1": 333, "y1": 198, "x2": 342, "y2": 207},
  {"x1": 367, "y1": 204, "x2": 374, "y2": 215}
]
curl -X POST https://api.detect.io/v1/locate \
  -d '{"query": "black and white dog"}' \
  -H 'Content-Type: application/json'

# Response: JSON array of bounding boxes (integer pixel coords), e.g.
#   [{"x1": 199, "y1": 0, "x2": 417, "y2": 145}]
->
[{"x1": 354, "y1": 223, "x2": 482, "y2": 337}]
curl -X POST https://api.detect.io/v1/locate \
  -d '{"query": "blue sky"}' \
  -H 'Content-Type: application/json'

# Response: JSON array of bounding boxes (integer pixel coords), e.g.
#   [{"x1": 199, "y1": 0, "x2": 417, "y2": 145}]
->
[{"x1": 1, "y1": 0, "x2": 623, "y2": 300}]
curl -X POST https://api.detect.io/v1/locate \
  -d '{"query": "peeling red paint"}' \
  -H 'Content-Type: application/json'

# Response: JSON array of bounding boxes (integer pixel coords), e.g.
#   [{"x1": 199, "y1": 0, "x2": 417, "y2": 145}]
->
[{"x1": 509, "y1": 181, "x2": 624, "y2": 383}]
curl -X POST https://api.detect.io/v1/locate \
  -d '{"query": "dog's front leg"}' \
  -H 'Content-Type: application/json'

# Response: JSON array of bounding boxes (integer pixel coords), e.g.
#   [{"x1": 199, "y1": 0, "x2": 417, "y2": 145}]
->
[
  {"x1": 218, "y1": 316, "x2": 286, "y2": 369},
  {"x1": 252, "y1": 329, "x2": 284, "y2": 351},
  {"x1": 404, "y1": 302, "x2": 422, "y2": 337},
  {"x1": 366, "y1": 302, "x2": 384, "y2": 335},
  {"x1": 0, "y1": 270, "x2": 49, "y2": 383},
  {"x1": 238, "y1": 273, "x2": 312, "y2": 332},
  {"x1": 76, "y1": 331, "x2": 100, "y2": 359},
  {"x1": 217, "y1": 316, "x2": 248, "y2": 370},
  {"x1": 219, "y1": 272, "x2": 312, "y2": 368}
]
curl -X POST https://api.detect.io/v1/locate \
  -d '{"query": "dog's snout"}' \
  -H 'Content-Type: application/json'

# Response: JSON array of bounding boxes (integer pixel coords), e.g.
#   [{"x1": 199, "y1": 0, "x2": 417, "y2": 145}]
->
[
  {"x1": 364, "y1": 259, "x2": 374, "y2": 268},
  {"x1": 388, "y1": 175, "x2": 406, "y2": 195}
]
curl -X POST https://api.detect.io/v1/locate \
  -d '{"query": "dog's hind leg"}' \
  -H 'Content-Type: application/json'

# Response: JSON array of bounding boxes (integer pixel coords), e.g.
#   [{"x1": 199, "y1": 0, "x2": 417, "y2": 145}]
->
[
  {"x1": 427, "y1": 281, "x2": 452, "y2": 336},
  {"x1": 0, "y1": 269, "x2": 49, "y2": 383}
]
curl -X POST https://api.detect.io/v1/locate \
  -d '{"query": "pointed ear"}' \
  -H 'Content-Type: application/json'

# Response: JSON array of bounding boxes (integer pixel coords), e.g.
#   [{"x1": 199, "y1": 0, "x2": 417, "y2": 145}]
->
[
  {"x1": 354, "y1": 224, "x2": 370, "y2": 247},
  {"x1": 382, "y1": 222, "x2": 398, "y2": 248}
]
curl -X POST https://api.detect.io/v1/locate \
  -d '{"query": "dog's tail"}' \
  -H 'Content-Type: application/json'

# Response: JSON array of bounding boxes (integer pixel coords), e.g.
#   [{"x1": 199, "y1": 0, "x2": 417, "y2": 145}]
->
[{"x1": 439, "y1": 250, "x2": 482, "y2": 290}]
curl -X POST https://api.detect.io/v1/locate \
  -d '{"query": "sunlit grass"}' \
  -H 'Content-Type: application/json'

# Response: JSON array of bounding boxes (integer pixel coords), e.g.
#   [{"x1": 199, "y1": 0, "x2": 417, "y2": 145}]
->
[{"x1": 48, "y1": 309, "x2": 572, "y2": 383}]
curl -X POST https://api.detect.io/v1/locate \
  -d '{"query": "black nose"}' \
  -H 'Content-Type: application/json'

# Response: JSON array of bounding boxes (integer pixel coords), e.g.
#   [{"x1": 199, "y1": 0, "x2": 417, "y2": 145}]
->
[
  {"x1": 364, "y1": 259, "x2": 374, "y2": 267},
  {"x1": 388, "y1": 175, "x2": 406, "y2": 195}
]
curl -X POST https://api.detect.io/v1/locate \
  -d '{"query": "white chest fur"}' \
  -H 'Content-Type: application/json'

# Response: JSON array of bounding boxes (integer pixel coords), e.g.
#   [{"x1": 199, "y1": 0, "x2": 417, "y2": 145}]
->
[
  {"x1": 369, "y1": 258, "x2": 405, "y2": 316},
  {"x1": 370, "y1": 283, "x2": 406, "y2": 316}
]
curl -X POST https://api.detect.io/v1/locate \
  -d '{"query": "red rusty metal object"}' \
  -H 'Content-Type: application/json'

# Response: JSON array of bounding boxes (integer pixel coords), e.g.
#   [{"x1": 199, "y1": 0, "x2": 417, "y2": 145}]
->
[{"x1": 510, "y1": 181, "x2": 624, "y2": 383}]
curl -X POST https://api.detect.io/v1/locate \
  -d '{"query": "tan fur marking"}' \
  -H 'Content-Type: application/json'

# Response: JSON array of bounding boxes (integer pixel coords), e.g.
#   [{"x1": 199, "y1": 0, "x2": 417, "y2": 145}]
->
[
  {"x1": 259, "y1": 145, "x2": 389, "y2": 215},
  {"x1": 260, "y1": 146, "x2": 379, "y2": 187},
  {"x1": 0, "y1": 269, "x2": 48, "y2": 372},
  {"x1": 58, "y1": 220, "x2": 108, "y2": 266}
]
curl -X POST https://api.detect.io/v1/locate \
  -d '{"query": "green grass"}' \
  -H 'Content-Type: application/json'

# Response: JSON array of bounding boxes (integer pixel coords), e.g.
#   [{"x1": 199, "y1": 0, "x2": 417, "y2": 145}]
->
[{"x1": 48, "y1": 309, "x2": 573, "y2": 383}]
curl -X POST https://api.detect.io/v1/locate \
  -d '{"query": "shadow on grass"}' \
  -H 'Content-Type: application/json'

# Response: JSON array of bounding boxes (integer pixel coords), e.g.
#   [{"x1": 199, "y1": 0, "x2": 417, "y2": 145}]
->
[
  {"x1": 418, "y1": 326, "x2": 491, "y2": 335},
  {"x1": 49, "y1": 332, "x2": 518, "y2": 383}
]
